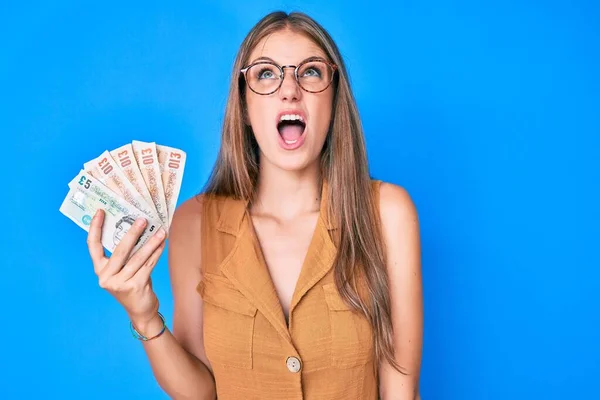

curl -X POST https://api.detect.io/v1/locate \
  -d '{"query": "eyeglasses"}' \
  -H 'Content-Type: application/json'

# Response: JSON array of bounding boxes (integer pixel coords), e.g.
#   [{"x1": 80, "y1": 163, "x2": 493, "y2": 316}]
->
[{"x1": 240, "y1": 57, "x2": 337, "y2": 95}]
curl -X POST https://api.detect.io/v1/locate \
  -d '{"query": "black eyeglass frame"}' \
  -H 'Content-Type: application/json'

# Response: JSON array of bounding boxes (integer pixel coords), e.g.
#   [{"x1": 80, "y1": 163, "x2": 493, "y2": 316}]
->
[{"x1": 240, "y1": 57, "x2": 338, "y2": 95}]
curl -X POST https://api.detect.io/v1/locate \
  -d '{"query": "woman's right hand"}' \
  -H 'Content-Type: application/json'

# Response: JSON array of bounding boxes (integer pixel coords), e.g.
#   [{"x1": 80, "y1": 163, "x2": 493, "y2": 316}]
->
[{"x1": 87, "y1": 209, "x2": 167, "y2": 333}]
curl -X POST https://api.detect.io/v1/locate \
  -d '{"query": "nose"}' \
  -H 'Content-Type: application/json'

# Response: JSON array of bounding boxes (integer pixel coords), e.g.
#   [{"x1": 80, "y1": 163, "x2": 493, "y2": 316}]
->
[{"x1": 278, "y1": 67, "x2": 301, "y2": 102}]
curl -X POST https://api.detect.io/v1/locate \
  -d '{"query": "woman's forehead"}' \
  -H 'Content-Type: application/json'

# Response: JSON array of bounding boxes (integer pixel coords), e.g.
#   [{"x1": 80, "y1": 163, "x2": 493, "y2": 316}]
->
[{"x1": 248, "y1": 30, "x2": 327, "y2": 65}]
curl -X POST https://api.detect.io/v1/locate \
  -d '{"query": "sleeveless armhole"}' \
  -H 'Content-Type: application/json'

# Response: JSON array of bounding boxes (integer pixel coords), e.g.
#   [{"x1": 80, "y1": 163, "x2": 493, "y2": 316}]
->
[
  {"x1": 197, "y1": 193, "x2": 214, "y2": 295},
  {"x1": 197, "y1": 193, "x2": 244, "y2": 280}
]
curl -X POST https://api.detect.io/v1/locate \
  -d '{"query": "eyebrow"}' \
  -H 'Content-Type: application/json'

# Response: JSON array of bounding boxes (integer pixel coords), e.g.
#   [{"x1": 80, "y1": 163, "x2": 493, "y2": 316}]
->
[
  {"x1": 248, "y1": 55, "x2": 328, "y2": 65},
  {"x1": 250, "y1": 56, "x2": 277, "y2": 64}
]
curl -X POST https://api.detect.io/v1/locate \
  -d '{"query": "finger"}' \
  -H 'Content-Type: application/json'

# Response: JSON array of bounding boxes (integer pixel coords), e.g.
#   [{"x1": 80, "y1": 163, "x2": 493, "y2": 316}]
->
[
  {"x1": 130, "y1": 240, "x2": 166, "y2": 285},
  {"x1": 87, "y1": 209, "x2": 107, "y2": 274},
  {"x1": 118, "y1": 228, "x2": 166, "y2": 281},
  {"x1": 102, "y1": 217, "x2": 148, "y2": 277}
]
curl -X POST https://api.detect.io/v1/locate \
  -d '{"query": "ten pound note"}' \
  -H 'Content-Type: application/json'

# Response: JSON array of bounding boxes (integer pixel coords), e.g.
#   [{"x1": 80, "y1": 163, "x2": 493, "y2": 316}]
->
[
  {"x1": 83, "y1": 150, "x2": 160, "y2": 224},
  {"x1": 131, "y1": 140, "x2": 169, "y2": 228},
  {"x1": 59, "y1": 170, "x2": 162, "y2": 255},
  {"x1": 110, "y1": 143, "x2": 159, "y2": 218},
  {"x1": 156, "y1": 144, "x2": 186, "y2": 226}
]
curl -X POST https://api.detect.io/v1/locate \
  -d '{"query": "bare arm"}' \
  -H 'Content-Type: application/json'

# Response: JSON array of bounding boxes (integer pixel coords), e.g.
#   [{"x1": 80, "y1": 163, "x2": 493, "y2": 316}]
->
[
  {"x1": 88, "y1": 197, "x2": 216, "y2": 400},
  {"x1": 377, "y1": 183, "x2": 424, "y2": 400},
  {"x1": 136, "y1": 196, "x2": 216, "y2": 399}
]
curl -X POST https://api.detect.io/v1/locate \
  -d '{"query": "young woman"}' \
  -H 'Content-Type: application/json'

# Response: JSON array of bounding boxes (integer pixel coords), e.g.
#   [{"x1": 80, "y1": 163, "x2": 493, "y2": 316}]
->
[{"x1": 87, "y1": 11, "x2": 423, "y2": 400}]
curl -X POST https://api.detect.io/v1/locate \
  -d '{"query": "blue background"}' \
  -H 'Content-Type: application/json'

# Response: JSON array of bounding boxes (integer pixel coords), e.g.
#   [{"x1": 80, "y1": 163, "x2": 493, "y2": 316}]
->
[{"x1": 1, "y1": 1, "x2": 598, "y2": 399}]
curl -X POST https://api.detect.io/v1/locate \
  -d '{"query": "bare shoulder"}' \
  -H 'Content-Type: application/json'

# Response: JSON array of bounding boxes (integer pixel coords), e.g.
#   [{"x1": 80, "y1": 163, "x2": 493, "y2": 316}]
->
[
  {"x1": 377, "y1": 181, "x2": 419, "y2": 227},
  {"x1": 375, "y1": 180, "x2": 422, "y2": 277},
  {"x1": 168, "y1": 192, "x2": 205, "y2": 293},
  {"x1": 169, "y1": 194, "x2": 205, "y2": 240}
]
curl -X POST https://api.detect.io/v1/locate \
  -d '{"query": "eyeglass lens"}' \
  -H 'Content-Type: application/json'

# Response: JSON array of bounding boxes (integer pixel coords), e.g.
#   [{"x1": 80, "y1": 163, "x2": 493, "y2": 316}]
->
[{"x1": 245, "y1": 60, "x2": 333, "y2": 94}]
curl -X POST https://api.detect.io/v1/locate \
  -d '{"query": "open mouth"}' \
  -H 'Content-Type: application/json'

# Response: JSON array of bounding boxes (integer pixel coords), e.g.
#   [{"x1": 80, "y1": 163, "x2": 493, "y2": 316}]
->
[{"x1": 277, "y1": 114, "x2": 306, "y2": 145}]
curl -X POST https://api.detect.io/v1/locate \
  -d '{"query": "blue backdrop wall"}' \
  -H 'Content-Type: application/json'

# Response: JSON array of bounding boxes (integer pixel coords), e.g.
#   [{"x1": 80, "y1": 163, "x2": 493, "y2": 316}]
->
[{"x1": 1, "y1": 1, "x2": 598, "y2": 399}]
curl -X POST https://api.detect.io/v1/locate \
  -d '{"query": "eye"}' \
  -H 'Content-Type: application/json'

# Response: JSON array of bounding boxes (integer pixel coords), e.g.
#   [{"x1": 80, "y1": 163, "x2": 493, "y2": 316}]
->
[
  {"x1": 302, "y1": 67, "x2": 321, "y2": 77},
  {"x1": 257, "y1": 68, "x2": 276, "y2": 80}
]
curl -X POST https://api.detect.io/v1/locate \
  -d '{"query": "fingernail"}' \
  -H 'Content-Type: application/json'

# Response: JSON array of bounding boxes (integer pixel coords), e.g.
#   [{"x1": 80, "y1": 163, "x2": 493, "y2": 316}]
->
[
  {"x1": 156, "y1": 228, "x2": 166, "y2": 238},
  {"x1": 135, "y1": 218, "x2": 146, "y2": 227}
]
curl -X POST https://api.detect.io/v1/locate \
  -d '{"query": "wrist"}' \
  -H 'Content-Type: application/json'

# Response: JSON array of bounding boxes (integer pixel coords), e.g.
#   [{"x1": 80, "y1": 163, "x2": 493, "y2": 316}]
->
[{"x1": 130, "y1": 312, "x2": 164, "y2": 338}]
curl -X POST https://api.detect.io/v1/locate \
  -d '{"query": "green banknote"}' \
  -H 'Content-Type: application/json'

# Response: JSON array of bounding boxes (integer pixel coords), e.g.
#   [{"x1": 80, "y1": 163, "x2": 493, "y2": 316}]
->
[{"x1": 59, "y1": 170, "x2": 163, "y2": 255}]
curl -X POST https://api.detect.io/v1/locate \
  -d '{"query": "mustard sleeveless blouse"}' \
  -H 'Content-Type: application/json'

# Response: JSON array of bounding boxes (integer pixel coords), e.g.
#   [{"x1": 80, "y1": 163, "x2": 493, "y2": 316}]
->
[{"x1": 197, "y1": 180, "x2": 381, "y2": 399}]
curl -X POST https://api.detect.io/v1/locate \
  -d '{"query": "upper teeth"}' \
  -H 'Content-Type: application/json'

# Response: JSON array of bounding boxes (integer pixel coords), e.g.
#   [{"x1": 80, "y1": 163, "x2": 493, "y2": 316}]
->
[{"x1": 280, "y1": 114, "x2": 304, "y2": 122}]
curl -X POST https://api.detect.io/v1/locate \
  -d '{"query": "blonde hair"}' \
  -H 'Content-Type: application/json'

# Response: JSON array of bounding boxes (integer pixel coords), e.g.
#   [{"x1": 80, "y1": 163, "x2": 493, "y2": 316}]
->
[{"x1": 203, "y1": 10, "x2": 406, "y2": 375}]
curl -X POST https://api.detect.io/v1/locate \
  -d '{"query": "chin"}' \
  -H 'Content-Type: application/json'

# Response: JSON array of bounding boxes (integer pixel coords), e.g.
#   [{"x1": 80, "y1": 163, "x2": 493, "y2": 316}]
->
[{"x1": 264, "y1": 149, "x2": 319, "y2": 173}]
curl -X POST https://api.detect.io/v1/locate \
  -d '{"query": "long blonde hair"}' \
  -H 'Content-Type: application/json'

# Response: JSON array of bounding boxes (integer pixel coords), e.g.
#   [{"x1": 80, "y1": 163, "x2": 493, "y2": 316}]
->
[{"x1": 203, "y1": 11, "x2": 406, "y2": 374}]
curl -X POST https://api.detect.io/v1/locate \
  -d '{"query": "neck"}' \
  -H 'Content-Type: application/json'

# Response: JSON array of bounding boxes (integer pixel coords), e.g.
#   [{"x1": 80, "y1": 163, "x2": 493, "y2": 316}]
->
[{"x1": 251, "y1": 160, "x2": 322, "y2": 221}]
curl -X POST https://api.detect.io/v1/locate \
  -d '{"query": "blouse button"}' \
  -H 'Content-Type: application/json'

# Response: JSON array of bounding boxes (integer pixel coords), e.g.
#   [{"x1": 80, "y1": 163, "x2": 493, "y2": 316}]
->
[{"x1": 286, "y1": 356, "x2": 302, "y2": 373}]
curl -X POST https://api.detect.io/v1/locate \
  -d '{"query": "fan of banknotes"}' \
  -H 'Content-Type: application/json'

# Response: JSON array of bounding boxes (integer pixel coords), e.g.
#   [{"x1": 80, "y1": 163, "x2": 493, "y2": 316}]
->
[{"x1": 59, "y1": 140, "x2": 186, "y2": 255}]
